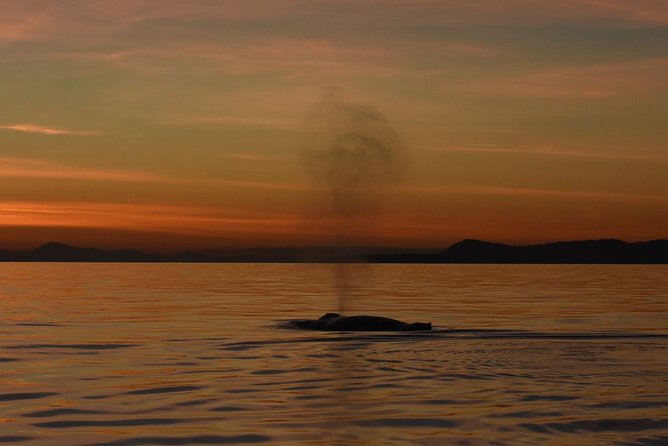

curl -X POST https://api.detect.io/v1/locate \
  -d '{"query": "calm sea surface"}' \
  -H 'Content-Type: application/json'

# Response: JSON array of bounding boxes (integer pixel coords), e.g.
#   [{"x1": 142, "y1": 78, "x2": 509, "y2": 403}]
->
[{"x1": 1, "y1": 263, "x2": 667, "y2": 445}]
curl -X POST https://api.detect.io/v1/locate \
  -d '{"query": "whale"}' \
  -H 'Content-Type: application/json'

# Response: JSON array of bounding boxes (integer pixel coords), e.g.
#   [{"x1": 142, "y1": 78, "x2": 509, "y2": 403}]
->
[{"x1": 290, "y1": 313, "x2": 432, "y2": 331}]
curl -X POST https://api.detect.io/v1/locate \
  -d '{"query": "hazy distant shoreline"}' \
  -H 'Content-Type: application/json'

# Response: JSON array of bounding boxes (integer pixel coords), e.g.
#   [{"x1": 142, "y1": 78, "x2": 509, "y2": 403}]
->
[{"x1": 1, "y1": 239, "x2": 666, "y2": 264}]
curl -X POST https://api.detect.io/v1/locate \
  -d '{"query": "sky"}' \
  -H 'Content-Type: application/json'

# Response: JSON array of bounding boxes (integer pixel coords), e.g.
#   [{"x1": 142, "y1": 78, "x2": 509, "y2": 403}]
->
[{"x1": 1, "y1": 0, "x2": 667, "y2": 251}]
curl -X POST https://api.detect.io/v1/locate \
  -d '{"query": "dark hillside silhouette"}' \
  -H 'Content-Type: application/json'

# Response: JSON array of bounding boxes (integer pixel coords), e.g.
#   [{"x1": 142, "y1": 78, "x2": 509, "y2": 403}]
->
[
  {"x1": 373, "y1": 239, "x2": 668, "y2": 263},
  {"x1": 1, "y1": 239, "x2": 667, "y2": 263}
]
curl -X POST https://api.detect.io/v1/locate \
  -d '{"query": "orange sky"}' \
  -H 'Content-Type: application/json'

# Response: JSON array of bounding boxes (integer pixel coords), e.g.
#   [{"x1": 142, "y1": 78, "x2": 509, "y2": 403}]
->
[{"x1": 1, "y1": 1, "x2": 667, "y2": 251}]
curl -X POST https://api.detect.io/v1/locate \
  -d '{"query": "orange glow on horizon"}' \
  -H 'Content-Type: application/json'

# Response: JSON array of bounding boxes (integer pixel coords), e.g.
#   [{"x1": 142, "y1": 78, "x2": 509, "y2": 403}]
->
[
  {"x1": 0, "y1": 201, "x2": 300, "y2": 238},
  {"x1": 2, "y1": 1, "x2": 667, "y2": 250}
]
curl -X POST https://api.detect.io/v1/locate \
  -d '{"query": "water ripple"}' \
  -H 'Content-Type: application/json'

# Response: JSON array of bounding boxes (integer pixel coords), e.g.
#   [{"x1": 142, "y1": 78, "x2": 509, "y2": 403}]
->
[
  {"x1": 210, "y1": 406, "x2": 247, "y2": 412},
  {"x1": 224, "y1": 330, "x2": 668, "y2": 351},
  {"x1": 251, "y1": 369, "x2": 289, "y2": 375},
  {"x1": 23, "y1": 408, "x2": 110, "y2": 417},
  {"x1": 84, "y1": 434, "x2": 271, "y2": 446},
  {"x1": 618, "y1": 436, "x2": 668, "y2": 446},
  {"x1": 6, "y1": 343, "x2": 138, "y2": 350},
  {"x1": 488, "y1": 410, "x2": 565, "y2": 419},
  {"x1": 591, "y1": 401, "x2": 668, "y2": 410},
  {"x1": 520, "y1": 418, "x2": 668, "y2": 433},
  {"x1": 0, "y1": 392, "x2": 59, "y2": 402},
  {"x1": 13, "y1": 323, "x2": 60, "y2": 327},
  {"x1": 353, "y1": 417, "x2": 461, "y2": 428},
  {"x1": 33, "y1": 418, "x2": 196, "y2": 428},
  {"x1": 521, "y1": 395, "x2": 578, "y2": 402},
  {"x1": 173, "y1": 399, "x2": 215, "y2": 407},
  {"x1": 124, "y1": 386, "x2": 203, "y2": 395}
]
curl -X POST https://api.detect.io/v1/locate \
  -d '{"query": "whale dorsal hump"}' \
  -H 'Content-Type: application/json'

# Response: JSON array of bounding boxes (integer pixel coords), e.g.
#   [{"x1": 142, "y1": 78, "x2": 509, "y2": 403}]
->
[{"x1": 319, "y1": 312, "x2": 341, "y2": 320}]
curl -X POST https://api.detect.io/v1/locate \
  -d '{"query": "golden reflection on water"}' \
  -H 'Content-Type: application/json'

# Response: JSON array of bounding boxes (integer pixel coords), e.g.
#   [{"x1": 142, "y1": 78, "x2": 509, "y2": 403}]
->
[{"x1": 1, "y1": 263, "x2": 667, "y2": 445}]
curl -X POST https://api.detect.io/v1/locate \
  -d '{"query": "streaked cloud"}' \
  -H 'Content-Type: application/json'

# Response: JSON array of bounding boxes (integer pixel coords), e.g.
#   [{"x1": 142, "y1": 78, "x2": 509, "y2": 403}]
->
[
  {"x1": 0, "y1": 157, "x2": 304, "y2": 191},
  {"x1": 54, "y1": 38, "x2": 401, "y2": 78},
  {"x1": 164, "y1": 114, "x2": 300, "y2": 131},
  {"x1": 0, "y1": 1, "x2": 295, "y2": 44},
  {"x1": 444, "y1": 42, "x2": 499, "y2": 57},
  {"x1": 463, "y1": 57, "x2": 668, "y2": 98},
  {"x1": 447, "y1": 145, "x2": 597, "y2": 157},
  {"x1": 0, "y1": 200, "x2": 301, "y2": 237},
  {"x1": 398, "y1": 184, "x2": 668, "y2": 203},
  {"x1": 575, "y1": 0, "x2": 668, "y2": 26},
  {"x1": 3, "y1": 0, "x2": 668, "y2": 47},
  {"x1": 0, "y1": 2, "x2": 55, "y2": 44},
  {"x1": 382, "y1": 0, "x2": 668, "y2": 26},
  {"x1": 228, "y1": 153, "x2": 277, "y2": 162},
  {"x1": 205, "y1": 179, "x2": 304, "y2": 192},
  {"x1": 0, "y1": 157, "x2": 165, "y2": 183},
  {"x1": 0, "y1": 124, "x2": 100, "y2": 136},
  {"x1": 443, "y1": 145, "x2": 668, "y2": 162}
]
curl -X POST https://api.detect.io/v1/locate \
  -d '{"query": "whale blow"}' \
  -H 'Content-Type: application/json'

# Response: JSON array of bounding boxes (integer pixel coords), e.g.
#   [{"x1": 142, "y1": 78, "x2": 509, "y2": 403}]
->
[{"x1": 290, "y1": 313, "x2": 432, "y2": 332}]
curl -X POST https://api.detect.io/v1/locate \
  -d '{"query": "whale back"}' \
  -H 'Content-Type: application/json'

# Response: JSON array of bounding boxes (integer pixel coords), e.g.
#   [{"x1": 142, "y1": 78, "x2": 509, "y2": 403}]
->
[
  {"x1": 401, "y1": 322, "x2": 432, "y2": 331},
  {"x1": 324, "y1": 315, "x2": 407, "y2": 331},
  {"x1": 291, "y1": 313, "x2": 432, "y2": 331}
]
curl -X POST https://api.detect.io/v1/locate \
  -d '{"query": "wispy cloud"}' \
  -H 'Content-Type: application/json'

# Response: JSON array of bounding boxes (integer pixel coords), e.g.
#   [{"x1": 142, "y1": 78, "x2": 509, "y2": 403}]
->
[
  {"x1": 463, "y1": 57, "x2": 668, "y2": 98},
  {"x1": 444, "y1": 41, "x2": 499, "y2": 57},
  {"x1": 448, "y1": 145, "x2": 595, "y2": 157},
  {"x1": 65, "y1": 38, "x2": 401, "y2": 78},
  {"x1": 442, "y1": 145, "x2": 668, "y2": 162},
  {"x1": 4, "y1": 0, "x2": 667, "y2": 47},
  {"x1": 227, "y1": 153, "x2": 277, "y2": 162},
  {"x1": 204, "y1": 178, "x2": 305, "y2": 191},
  {"x1": 0, "y1": 156, "x2": 304, "y2": 191},
  {"x1": 397, "y1": 184, "x2": 668, "y2": 203},
  {"x1": 0, "y1": 123, "x2": 100, "y2": 136},
  {"x1": 0, "y1": 157, "x2": 165, "y2": 182},
  {"x1": 575, "y1": 0, "x2": 668, "y2": 26},
  {"x1": 0, "y1": 200, "x2": 300, "y2": 237},
  {"x1": 0, "y1": 1, "x2": 295, "y2": 44},
  {"x1": 0, "y1": 2, "x2": 58, "y2": 44},
  {"x1": 390, "y1": 0, "x2": 668, "y2": 26},
  {"x1": 164, "y1": 114, "x2": 300, "y2": 131}
]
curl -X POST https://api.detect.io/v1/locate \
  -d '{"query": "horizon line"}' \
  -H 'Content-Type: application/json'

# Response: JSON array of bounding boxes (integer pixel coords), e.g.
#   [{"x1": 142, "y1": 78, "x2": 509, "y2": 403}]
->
[{"x1": 3, "y1": 237, "x2": 667, "y2": 255}]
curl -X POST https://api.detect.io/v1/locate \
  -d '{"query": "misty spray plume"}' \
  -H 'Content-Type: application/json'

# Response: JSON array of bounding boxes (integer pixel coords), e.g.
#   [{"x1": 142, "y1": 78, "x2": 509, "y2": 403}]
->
[{"x1": 304, "y1": 88, "x2": 405, "y2": 312}]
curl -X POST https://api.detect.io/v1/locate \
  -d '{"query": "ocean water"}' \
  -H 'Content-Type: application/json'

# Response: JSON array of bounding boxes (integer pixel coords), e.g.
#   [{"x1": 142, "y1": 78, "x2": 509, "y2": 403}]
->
[{"x1": 1, "y1": 263, "x2": 667, "y2": 446}]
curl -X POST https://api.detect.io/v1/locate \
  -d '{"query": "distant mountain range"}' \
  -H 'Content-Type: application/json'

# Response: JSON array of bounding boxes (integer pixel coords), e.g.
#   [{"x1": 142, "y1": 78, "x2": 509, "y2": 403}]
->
[
  {"x1": 372, "y1": 239, "x2": 668, "y2": 264},
  {"x1": 1, "y1": 239, "x2": 667, "y2": 263}
]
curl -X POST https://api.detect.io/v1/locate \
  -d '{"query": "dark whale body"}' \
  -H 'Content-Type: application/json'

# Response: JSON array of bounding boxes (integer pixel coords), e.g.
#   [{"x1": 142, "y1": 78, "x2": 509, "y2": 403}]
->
[{"x1": 291, "y1": 313, "x2": 432, "y2": 331}]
